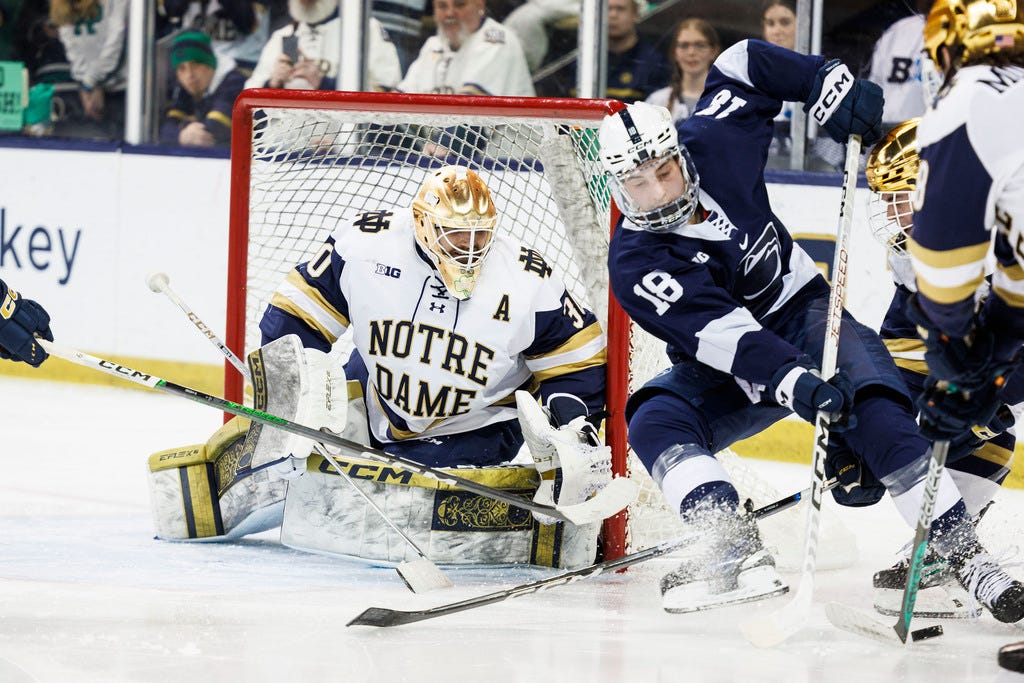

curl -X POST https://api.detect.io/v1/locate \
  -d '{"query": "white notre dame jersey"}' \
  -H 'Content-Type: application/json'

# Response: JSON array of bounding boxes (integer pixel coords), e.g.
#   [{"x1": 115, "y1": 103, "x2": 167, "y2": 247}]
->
[
  {"x1": 260, "y1": 207, "x2": 606, "y2": 444},
  {"x1": 910, "y1": 64, "x2": 1024, "y2": 340},
  {"x1": 867, "y1": 14, "x2": 927, "y2": 124},
  {"x1": 398, "y1": 17, "x2": 535, "y2": 97},
  {"x1": 245, "y1": 15, "x2": 401, "y2": 91}
]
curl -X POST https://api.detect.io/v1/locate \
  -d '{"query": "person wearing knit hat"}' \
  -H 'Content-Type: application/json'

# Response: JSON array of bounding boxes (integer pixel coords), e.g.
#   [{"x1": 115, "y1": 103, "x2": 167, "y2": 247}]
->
[
  {"x1": 160, "y1": 31, "x2": 246, "y2": 147},
  {"x1": 170, "y1": 31, "x2": 218, "y2": 72}
]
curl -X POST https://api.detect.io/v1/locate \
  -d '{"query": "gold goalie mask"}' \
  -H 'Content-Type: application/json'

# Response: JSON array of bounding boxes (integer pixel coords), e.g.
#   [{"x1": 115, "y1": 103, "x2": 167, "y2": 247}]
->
[
  {"x1": 412, "y1": 166, "x2": 498, "y2": 300},
  {"x1": 865, "y1": 118, "x2": 920, "y2": 257}
]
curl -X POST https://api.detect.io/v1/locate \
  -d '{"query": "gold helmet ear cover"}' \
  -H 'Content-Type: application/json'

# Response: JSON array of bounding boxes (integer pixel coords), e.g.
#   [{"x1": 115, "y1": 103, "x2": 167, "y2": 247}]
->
[
  {"x1": 865, "y1": 119, "x2": 920, "y2": 256},
  {"x1": 411, "y1": 166, "x2": 498, "y2": 300},
  {"x1": 866, "y1": 118, "x2": 920, "y2": 194},
  {"x1": 925, "y1": 0, "x2": 1024, "y2": 67}
]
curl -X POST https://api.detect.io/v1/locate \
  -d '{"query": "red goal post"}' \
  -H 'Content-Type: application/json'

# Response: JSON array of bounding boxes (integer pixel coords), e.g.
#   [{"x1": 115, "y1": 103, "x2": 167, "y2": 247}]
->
[{"x1": 225, "y1": 89, "x2": 645, "y2": 558}]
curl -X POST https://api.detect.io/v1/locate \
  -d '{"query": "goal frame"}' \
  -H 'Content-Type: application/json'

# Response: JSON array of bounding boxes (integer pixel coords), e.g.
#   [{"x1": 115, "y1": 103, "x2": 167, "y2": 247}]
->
[{"x1": 225, "y1": 89, "x2": 632, "y2": 558}]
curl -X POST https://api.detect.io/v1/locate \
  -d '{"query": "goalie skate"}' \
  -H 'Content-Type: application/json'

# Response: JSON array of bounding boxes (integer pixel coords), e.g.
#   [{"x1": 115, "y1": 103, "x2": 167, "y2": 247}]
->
[{"x1": 872, "y1": 545, "x2": 979, "y2": 619}]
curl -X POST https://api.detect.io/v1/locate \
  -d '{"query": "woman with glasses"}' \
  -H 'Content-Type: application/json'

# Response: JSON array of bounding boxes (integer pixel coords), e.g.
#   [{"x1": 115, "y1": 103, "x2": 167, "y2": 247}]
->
[{"x1": 646, "y1": 18, "x2": 721, "y2": 124}]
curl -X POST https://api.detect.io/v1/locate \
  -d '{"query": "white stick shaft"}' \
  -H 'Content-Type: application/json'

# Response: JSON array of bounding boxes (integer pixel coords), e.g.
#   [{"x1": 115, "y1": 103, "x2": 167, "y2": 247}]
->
[{"x1": 154, "y1": 280, "x2": 251, "y2": 381}]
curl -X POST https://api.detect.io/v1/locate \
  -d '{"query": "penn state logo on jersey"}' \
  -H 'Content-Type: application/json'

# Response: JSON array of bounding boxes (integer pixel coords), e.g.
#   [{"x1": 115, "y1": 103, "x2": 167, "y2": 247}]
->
[{"x1": 737, "y1": 222, "x2": 783, "y2": 303}]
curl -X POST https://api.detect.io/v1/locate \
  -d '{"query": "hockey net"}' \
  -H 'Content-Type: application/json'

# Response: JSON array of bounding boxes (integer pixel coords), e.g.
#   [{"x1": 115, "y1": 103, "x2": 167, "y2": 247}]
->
[{"x1": 226, "y1": 90, "x2": 855, "y2": 567}]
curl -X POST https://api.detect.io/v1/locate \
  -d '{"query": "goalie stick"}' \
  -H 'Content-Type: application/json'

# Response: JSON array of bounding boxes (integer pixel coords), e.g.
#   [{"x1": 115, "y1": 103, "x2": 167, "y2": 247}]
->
[
  {"x1": 40, "y1": 339, "x2": 638, "y2": 526},
  {"x1": 146, "y1": 271, "x2": 451, "y2": 594},
  {"x1": 347, "y1": 478, "x2": 839, "y2": 628},
  {"x1": 740, "y1": 134, "x2": 861, "y2": 648}
]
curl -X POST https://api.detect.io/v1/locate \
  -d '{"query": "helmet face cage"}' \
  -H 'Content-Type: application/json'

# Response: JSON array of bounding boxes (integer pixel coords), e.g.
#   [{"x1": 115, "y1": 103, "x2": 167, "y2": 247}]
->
[
  {"x1": 608, "y1": 146, "x2": 700, "y2": 232},
  {"x1": 926, "y1": 0, "x2": 1024, "y2": 67},
  {"x1": 411, "y1": 166, "x2": 498, "y2": 299},
  {"x1": 866, "y1": 119, "x2": 920, "y2": 257}
]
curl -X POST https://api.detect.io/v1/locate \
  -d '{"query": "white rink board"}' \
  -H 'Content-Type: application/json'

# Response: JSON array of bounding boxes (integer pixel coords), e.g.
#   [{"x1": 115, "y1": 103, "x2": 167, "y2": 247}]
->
[{"x1": 0, "y1": 147, "x2": 893, "y2": 363}]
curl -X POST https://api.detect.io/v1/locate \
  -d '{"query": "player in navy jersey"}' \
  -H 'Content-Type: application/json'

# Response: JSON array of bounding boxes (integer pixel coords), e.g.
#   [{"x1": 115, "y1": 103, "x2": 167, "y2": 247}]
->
[{"x1": 600, "y1": 38, "x2": 1024, "y2": 620}]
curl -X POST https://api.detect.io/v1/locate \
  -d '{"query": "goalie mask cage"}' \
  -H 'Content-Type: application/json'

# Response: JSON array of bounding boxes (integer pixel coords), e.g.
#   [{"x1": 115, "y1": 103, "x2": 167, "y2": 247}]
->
[{"x1": 224, "y1": 89, "x2": 790, "y2": 562}]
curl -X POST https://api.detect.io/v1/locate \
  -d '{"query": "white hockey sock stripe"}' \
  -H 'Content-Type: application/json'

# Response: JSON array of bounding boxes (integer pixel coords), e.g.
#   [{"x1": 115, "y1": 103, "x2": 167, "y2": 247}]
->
[
  {"x1": 661, "y1": 454, "x2": 732, "y2": 515},
  {"x1": 889, "y1": 466, "x2": 962, "y2": 530}
]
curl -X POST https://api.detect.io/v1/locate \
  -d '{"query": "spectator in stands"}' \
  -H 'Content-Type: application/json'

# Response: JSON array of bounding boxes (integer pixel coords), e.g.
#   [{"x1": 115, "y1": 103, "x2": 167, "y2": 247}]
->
[
  {"x1": 565, "y1": 0, "x2": 668, "y2": 101},
  {"x1": 160, "y1": 0, "x2": 271, "y2": 74},
  {"x1": 373, "y1": 0, "x2": 428, "y2": 73},
  {"x1": 645, "y1": 18, "x2": 720, "y2": 124},
  {"x1": 762, "y1": 0, "x2": 796, "y2": 51},
  {"x1": 160, "y1": 31, "x2": 246, "y2": 147},
  {"x1": 398, "y1": 0, "x2": 534, "y2": 96},
  {"x1": 50, "y1": 0, "x2": 129, "y2": 140},
  {"x1": 504, "y1": 0, "x2": 579, "y2": 72},
  {"x1": 865, "y1": 1, "x2": 933, "y2": 133},
  {"x1": 245, "y1": 0, "x2": 401, "y2": 91}
]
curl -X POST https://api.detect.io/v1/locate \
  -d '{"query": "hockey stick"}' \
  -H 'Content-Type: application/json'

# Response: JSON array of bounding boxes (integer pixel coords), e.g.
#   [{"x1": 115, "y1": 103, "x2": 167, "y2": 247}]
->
[
  {"x1": 146, "y1": 272, "x2": 452, "y2": 593},
  {"x1": 347, "y1": 478, "x2": 839, "y2": 628},
  {"x1": 40, "y1": 339, "x2": 637, "y2": 526},
  {"x1": 824, "y1": 439, "x2": 950, "y2": 645},
  {"x1": 739, "y1": 134, "x2": 861, "y2": 648}
]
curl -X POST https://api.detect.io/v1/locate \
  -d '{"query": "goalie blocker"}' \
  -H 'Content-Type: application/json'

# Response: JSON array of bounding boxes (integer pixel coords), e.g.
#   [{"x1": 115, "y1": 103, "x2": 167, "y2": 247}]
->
[{"x1": 147, "y1": 336, "x2": 604, "y2": 569}]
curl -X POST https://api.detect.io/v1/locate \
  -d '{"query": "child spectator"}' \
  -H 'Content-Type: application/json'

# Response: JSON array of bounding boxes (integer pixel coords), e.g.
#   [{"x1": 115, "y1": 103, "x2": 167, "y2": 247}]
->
[
  {"x1": 159, "y1": 0, "x2": 270, "y2": 74},
  {"x1": 160, "y1": 31, "x2": 246, "y2": 147}
]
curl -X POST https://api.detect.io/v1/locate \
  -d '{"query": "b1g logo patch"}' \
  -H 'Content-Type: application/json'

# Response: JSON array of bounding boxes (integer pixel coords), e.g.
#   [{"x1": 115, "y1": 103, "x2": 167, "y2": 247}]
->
[{"x1": 375, "y1": 263, "x2": 401, "y2": 278}]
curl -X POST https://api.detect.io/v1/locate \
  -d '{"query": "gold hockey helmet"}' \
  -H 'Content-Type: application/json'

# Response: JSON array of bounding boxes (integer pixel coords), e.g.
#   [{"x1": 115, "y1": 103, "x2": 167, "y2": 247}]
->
[
  {"x1": 925, "y1": 0, "x2": 1024, "y2": 68},
  {"x1": 865, "y1": 119, "x2": 920, "y2": 255},
  {"x1": 412, "y1": 166, "x2": 498, "y2": 300}
]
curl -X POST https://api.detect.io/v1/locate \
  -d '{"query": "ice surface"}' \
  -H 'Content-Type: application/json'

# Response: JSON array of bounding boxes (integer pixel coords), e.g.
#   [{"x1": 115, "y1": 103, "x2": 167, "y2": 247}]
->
[{"x1": 2, "y1": 376, "x2": 1024, "y2": 683}]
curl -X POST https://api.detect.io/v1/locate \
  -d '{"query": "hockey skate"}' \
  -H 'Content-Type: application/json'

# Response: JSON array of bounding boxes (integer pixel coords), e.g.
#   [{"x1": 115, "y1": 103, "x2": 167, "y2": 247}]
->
[
  {"x1": 953, "y1": 549, "x2": 1024, "y2": 624},
  {"x1": 871, "y1": 543, "x2": 979, "y2": 619},
  {"x1": 661, "y1": 511, "x2": 787, "y2": 614}
]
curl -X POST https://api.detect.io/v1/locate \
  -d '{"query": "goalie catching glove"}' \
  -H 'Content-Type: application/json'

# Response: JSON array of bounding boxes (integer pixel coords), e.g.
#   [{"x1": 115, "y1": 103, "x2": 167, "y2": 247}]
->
[
  {"x1": 246, "y1": 334, "x2": 348, "y2": 480},
  {"x1": 516, "y1": 390, "x2": 612, "y2": 526}
]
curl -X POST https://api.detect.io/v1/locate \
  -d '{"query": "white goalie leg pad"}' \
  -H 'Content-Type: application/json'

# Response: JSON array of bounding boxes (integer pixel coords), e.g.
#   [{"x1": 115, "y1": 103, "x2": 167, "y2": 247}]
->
[
  {"x1": 246, "y1": 334, "x2": 348, "y2": 479},
  {"x1": 147, "y1": 416, "x2": 288, "y2": 541},
  {"x1": 515, "y1": 391, "x2": 612, "y2": 531},
  {"x1": 281, "y1": 453, "x2": 600, "y2": 569}
]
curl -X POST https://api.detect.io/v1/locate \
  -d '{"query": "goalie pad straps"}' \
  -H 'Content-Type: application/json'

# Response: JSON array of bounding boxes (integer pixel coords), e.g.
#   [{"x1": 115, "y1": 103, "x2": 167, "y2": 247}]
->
[
  {"x1": 246, "y1": 334, "x2": 348, "y2": 478},
  {"x1": 515, "y1": 390, "x2": 612, "y2": 525}
]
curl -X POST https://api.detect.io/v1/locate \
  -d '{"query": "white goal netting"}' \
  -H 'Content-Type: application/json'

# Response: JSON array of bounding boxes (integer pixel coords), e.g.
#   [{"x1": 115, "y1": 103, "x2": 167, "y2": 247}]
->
[{"x1": 227, "y1": 93, "x2": 855, "y2": 565}]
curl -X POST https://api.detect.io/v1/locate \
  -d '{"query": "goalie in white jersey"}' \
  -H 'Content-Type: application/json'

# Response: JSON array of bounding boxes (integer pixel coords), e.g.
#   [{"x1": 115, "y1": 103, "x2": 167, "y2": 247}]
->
[{"x1": 259, "y1": 165, "x2": 607, "y2": 467}]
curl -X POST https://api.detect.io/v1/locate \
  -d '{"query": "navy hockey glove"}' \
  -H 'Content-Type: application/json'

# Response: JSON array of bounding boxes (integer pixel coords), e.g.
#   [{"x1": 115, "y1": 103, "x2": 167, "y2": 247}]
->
[
  {"x1": 0, "y1": 281, "x2": 52, "y2": 367},
  {"x1": 905, "y1": 293, "x2": 1015, "y2": 394},
  {"x1": 824, "y1": 433, "x2": 885, "y2": 507},
  {"x1": 770, "y1": 359, "x2": 857, "y2": 431},
  {"x1": 917, "y1": 375, "x2": 1004, "y2": 444},
  {"x1": 804, "y1": 59, "x2": 883, "y2": 147},
  {"x1": 946, "y1": 404, "x2": 1015, "y2": 463}
]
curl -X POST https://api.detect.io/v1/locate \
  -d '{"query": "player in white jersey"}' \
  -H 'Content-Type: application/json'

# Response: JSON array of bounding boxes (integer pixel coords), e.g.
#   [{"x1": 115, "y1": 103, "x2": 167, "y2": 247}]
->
[
  {"x1": 863, "y1": 119, "x2": 1018, "y2": 618},
  {"x1": 397, "y1": 2, "x2": 535, "y2": 97},
  {"x1": 602, "y1": 38, "x2": 1024, "y2": 620},
  {"x1": 908, "y1": 1, "x2": 1024, "y2": 475},
  {"x1": 905, "y1": 0, "x2": 1024, "y2": 653},
  {"x1": 260, "y1": 165, "x2": 606, "y2": 465}
]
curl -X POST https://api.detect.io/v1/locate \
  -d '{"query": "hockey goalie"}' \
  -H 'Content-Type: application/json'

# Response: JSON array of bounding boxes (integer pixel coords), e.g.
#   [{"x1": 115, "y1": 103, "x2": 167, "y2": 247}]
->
[{"x1": 147, "y1": 165, "x2": 614, "y2": 570}]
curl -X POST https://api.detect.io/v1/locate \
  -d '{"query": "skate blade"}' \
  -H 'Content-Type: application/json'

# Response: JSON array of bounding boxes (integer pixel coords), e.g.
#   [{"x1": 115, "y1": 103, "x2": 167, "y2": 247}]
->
[
  {"x1": 872, "y1": 585, "x2": 980, "y2": 619},
  {"x1": 664, "y1": 566, "x2": 788, "y2": 614}
]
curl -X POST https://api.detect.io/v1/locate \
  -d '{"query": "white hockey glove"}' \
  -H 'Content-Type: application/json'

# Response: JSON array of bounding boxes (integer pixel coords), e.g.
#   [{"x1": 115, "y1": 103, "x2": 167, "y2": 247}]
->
[
  {"x1": 516, "y1": 390, "x2": 612, "y2": 525},
  {"x1": 246, "y1": 335, "x2": 348, "y2": 481}
]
